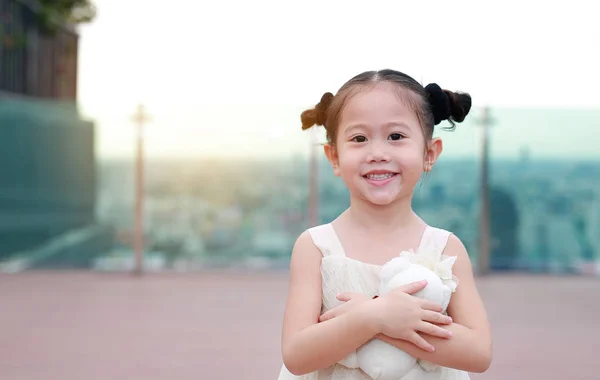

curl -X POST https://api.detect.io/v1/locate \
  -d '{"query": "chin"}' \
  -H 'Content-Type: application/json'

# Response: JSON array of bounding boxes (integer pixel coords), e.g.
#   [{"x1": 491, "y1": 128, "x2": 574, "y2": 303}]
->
[{"x1": 362, "y1": 193, "x2": 401, "y2": 206}]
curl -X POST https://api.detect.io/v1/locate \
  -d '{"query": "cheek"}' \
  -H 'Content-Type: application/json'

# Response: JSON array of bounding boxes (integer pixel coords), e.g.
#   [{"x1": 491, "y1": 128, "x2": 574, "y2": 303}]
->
[
  {"x1": 338, "y1": 155, "x2": 357, "y2": 174},
  {"x1": 398, "y1": 146, "x2": 425, "y2": 171},
  {"x1": 336, "y1": 147, "x2": 357, "y2": 167},
  {"x1": 336, "y1": 151, "x2": 364, "y2": 182}
]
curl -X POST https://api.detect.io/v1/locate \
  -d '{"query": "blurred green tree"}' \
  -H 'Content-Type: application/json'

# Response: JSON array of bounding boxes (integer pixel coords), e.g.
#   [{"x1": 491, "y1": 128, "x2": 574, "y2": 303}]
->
[{"x1": 36, "y1": 0, "x2": 97, "y2": 34}]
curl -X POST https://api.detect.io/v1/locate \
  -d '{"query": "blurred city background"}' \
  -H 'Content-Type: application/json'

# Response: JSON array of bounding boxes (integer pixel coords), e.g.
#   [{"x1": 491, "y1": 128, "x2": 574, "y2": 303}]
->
[{"x1": 1, "y1": 0, "x2": 599, "y2": 379}]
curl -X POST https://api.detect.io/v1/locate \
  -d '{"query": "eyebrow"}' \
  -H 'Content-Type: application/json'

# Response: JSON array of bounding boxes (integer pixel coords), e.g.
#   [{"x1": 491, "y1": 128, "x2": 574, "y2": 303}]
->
[
  {"x1": 343, "y1": 122, "x2": 412, "y2": 135},
  {"x1": 343, "y1": 124, "x2": 368, "y2": 135}
]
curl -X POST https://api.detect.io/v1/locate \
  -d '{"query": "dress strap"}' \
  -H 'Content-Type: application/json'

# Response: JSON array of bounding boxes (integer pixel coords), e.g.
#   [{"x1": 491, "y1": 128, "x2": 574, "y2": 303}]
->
[
  {"x1": 307, "y1": 224, "x2": 347, "y2": 257},
  {"x1": 416, "y1": 226, "x2": 452, "y2": 260}
]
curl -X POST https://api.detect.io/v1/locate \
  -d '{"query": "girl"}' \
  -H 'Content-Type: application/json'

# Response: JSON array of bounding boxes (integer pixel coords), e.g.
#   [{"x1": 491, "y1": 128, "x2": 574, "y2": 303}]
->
[{"x1": 278, "y1": 69, "x2": 492, "y2": 380}]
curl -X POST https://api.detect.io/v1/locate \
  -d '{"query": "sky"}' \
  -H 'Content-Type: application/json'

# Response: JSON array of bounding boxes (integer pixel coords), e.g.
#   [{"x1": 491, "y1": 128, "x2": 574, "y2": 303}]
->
[{"x1": 76, "y1": 0, "x2": 600, "y2": 161}]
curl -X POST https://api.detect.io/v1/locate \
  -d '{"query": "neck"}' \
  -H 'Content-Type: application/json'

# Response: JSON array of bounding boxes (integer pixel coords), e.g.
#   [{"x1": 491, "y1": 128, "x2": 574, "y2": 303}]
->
[{"x1": 344, "y1": 195, "x2": 423, "y2": 236}]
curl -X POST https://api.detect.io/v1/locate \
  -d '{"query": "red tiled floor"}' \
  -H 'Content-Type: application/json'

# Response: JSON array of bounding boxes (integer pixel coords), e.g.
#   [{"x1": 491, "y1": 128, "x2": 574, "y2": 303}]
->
[{"x1": 0, "y1": 270, "x2": 598, "y2": 380}]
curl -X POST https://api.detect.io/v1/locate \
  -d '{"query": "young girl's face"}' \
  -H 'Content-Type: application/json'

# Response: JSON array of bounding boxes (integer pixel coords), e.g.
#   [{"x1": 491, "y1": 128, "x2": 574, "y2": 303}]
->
[{"x1": 326, "y1": 83, "x2": 432, "y2": 206}]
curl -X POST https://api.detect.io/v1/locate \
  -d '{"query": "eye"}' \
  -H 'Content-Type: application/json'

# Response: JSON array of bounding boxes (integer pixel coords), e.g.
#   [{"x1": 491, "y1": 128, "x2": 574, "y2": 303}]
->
[
  {"x1": 351, "y1": 135, "x2": 367, "y2": 143},
  {"x1": 388, "y1": 133, "x2": 404, "y2": 141}
]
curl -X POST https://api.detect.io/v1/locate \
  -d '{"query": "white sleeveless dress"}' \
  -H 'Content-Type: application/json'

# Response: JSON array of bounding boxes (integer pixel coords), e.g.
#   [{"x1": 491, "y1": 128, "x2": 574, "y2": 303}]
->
[{"x1": 277, "y1": 223, "x2": 471, "y2": 380}]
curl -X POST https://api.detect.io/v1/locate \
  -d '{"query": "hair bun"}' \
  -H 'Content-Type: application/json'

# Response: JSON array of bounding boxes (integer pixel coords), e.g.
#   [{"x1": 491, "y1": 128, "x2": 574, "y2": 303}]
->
[
  {"x1": 425, "y1": 83, "x2": 451, "y2": 125},
  {"x1": 301, "y1": 92, "x2": 334, "y2": 130},
  {"x1": 315, "y1": 92, "x2": 334, "y2": 126},
  {"x1": 425, "y1": 83, "x2": 472, "y2": 127},
  {"x1": 443, "y1": 89, "x2": 472, "y2": 123}
]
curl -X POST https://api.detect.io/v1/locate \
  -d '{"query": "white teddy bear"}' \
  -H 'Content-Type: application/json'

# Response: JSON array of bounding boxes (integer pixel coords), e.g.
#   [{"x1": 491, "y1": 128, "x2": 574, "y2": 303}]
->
[{"x1": 355, "y1": 250, "x2": 459, "y2": 380}]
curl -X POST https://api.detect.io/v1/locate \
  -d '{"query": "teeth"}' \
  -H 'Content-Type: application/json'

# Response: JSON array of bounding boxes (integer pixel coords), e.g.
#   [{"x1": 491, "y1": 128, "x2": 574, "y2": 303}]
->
[{"x1": 366, "y1": 173, "x2": 394, "y2": 180}]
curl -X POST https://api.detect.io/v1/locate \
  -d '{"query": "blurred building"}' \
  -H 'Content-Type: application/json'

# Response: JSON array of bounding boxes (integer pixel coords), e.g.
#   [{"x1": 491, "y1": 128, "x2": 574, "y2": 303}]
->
[
  {"x1": 0, "y1": 0, "x2": 79, "y2": 99},
  {"x1": 0, "y1": 0, "x2": 112, "y2": 266}
]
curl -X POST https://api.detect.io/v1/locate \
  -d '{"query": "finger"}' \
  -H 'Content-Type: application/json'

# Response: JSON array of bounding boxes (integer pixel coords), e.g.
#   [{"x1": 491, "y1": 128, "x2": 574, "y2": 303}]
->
[
  {"x1": 336, "y1": 293, "x2": 355, "y2": 302},
  {"x1": 421, "y1": 310, "x2": 453, "y2": 325},
  {"x1": 407, "y1": 332, "x2": 435, "y2": 352},
  {"x1": 399, "y1": 280, "x2": 427, "y2": 295},
  {"x1": 418, "y1": 322, "x2": 453, "y2": 339},
  {"x1": 419, "y1": 299, "x2": 443, "y2": 313},
  {"x1": 319, "y1": 310, "x2": 335, "y2": 322}
]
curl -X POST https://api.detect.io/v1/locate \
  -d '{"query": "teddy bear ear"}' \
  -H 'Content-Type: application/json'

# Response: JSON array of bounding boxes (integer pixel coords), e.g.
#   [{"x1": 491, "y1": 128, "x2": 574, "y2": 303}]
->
[{"x1": 399, "y1": 249, "x2": 415, "y2": 258}]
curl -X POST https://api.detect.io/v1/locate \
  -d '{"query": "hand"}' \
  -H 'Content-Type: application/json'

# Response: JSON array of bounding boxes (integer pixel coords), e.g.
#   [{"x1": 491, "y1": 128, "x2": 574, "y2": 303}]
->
[
  {"x1": 319, "y1": 293, "x2": 371, "y2": 322},
  {"x1": 372, "y1": 280, "x2": 453, "y2": 352}
]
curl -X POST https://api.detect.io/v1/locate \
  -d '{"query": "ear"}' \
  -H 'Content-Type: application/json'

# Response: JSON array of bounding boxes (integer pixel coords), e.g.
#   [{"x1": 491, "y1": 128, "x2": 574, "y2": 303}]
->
[
  {"x1": 424, "y1": 137, "x2": 443, "y2": 172},
  {"x1": 324, "y1": 143, "x2": 341, "y2": 176}
]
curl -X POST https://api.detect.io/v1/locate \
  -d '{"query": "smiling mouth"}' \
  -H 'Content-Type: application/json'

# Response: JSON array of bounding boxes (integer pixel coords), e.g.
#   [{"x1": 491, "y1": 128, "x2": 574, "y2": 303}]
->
[{"x1": 363, "y1": 172, "x2": 398, "y2": 180}]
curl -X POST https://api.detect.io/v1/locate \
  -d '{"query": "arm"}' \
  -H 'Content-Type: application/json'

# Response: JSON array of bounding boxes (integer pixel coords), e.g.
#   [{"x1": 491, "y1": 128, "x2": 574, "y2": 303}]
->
[
  {"x1": 377, "y1": 235, "x2": 493, "y2": 373},
  {"x1": 281, "y1": 231, "x2": 380, "y2": 376}
]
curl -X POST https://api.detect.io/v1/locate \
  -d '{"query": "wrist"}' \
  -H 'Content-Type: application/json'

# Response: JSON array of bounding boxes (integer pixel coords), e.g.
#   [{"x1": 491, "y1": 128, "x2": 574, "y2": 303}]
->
[{"x1": 359, "y1": 296, "x2": 384, "y2": 334}]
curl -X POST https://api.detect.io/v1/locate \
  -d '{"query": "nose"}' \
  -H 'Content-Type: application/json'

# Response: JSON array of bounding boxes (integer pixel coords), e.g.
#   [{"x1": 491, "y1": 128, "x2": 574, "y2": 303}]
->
[{"x1": 366, "y1": 140, "x2": 391, "y2": 163}]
